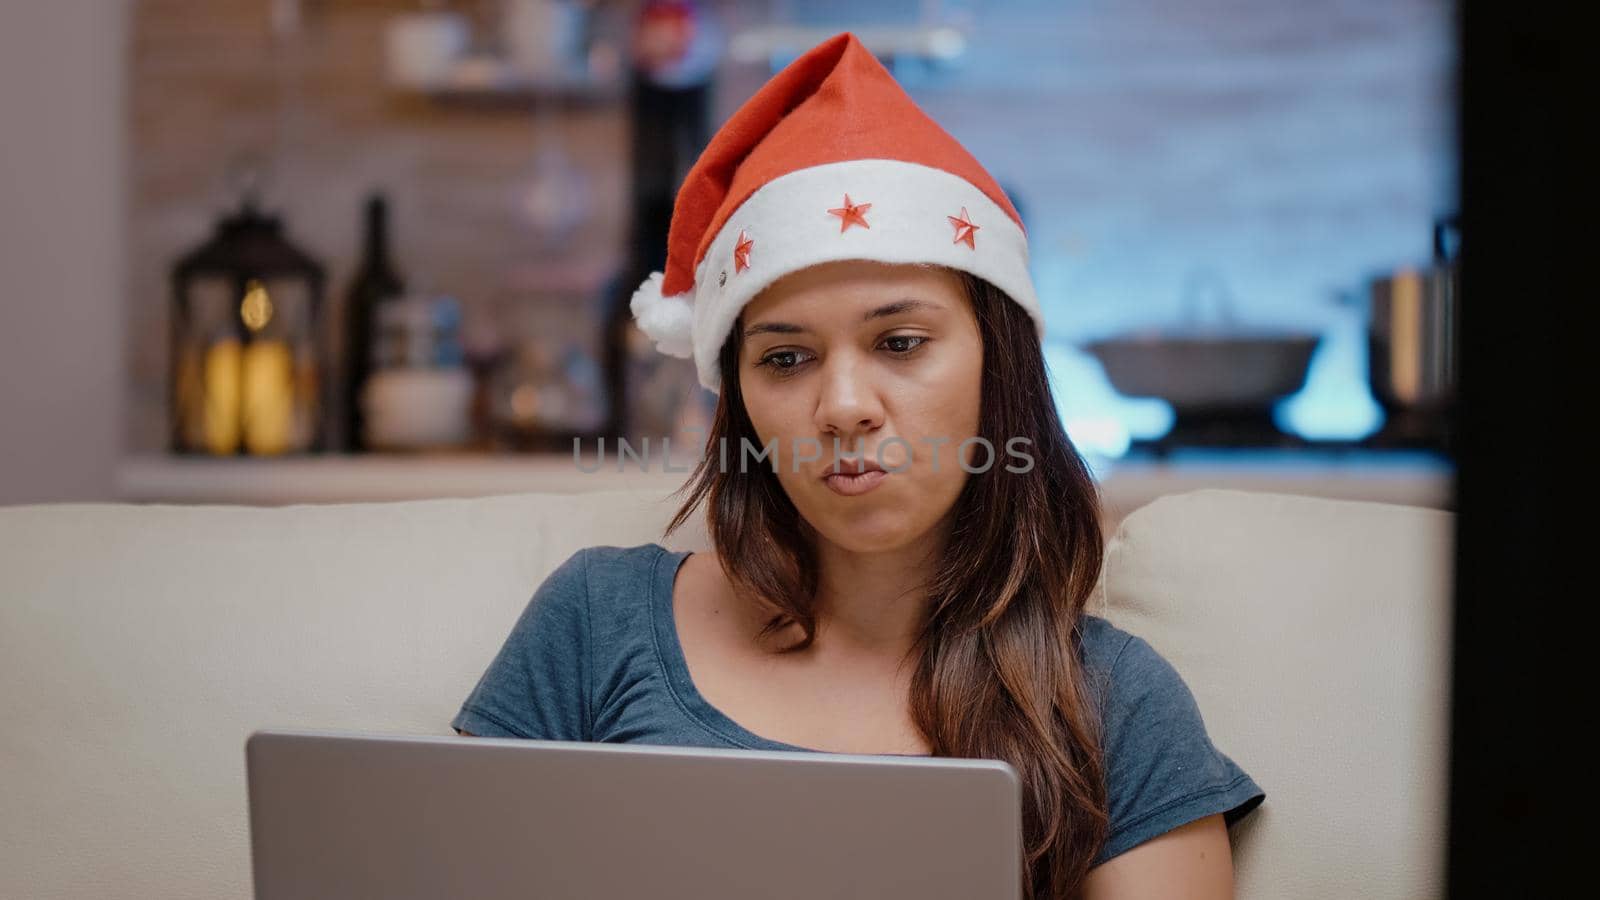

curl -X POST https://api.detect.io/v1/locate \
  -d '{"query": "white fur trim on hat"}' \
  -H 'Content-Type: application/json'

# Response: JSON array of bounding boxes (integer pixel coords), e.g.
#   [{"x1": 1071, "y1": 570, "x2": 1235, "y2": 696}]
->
[
  {"x1": 629, "y1": 270, "x2": 695, "y2": 359},
  {"x1": 686, "y1": 158, "x2": 1043, "y2": 393}
]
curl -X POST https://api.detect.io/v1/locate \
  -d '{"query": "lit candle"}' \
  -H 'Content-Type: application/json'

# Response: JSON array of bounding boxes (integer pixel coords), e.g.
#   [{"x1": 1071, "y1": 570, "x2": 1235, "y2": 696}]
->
[
  {"x1": 202, "y1": 337, "x2": 242, "y2": 455},
  {"x1": 242, "y1": 339, "x2": 294, "y2": 455}
]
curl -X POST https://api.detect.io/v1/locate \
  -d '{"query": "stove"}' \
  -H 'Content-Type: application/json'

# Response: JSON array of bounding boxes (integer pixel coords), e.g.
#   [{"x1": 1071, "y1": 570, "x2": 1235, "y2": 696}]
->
[
  {"x1": 1128, "y1": 408, "x2": 1310, "y2": 458},
  {"x1": 1126, "y1": 406, "x2": 1455, "y2": 459}
]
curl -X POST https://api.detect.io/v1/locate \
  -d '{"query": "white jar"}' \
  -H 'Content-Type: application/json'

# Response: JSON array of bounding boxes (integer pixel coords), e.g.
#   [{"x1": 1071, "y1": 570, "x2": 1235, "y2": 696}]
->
[
  {"x1": 501, "y1": 0, "x2": 586, "y2": 79},
  {"x1": 360, "y1": 367, "x2": 475, "y2": 450},
  {"x1": 384, "y1": 11, "x2": 471, "y2": 89}
]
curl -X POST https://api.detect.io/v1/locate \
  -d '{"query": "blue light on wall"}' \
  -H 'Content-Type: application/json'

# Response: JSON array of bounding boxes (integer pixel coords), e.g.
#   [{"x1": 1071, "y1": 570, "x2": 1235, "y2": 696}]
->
[
  {"x1": 915, "y1": 0, "x2": 1457, "y2": 455},
  {"x1": 1274, "y1": 310, "x2": 1385, "y2": 441}
]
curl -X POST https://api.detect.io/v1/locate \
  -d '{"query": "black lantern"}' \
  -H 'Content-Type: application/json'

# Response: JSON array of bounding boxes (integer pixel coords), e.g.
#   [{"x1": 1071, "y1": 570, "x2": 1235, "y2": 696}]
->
[{"x1": 170, "y1": 192, "x2": 327, "y2": 455}]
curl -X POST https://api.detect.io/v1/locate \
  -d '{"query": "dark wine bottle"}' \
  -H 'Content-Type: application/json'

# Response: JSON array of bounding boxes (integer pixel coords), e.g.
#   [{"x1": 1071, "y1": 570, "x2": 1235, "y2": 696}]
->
[
  {"x1": 603, "y1": 63, "x2": 712, "y2": 442},
  {"x1": 341, "y1": 193, "x2": 404, "y2": 452}
]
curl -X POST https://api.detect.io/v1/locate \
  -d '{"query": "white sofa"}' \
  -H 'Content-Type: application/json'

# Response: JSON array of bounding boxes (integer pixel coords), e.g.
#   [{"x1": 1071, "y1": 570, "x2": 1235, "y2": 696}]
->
[{"x1": 0, "y1": 487, "x2": 1453, "y2": 898}]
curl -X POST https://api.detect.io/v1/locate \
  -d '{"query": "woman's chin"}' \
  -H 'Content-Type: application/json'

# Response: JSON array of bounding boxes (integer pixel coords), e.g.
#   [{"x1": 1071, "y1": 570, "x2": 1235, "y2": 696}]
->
[{"x1": 808, "y1": 507, "x2": 933, "y2": 555}]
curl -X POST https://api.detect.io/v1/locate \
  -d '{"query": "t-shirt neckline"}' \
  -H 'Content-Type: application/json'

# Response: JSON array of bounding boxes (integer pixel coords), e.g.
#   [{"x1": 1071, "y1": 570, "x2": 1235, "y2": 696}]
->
[{"x1": 649, "y1": 544, "x2": 934, "y2": 758}]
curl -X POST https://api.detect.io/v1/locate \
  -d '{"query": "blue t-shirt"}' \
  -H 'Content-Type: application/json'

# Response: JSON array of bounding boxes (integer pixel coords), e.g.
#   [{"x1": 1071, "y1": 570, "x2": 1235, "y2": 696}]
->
[{"x1": 451, "y1": 543, "x2": 1265, "y2": 867}]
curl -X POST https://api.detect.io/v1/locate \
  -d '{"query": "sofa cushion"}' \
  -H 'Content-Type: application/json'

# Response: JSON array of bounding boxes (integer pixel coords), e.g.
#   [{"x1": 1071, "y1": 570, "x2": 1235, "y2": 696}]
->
[
  {"x1": 1094, "y1": 488, "x2": 1453, "y2": 898},
  {"x1": 0, "y1": 489, "x2": 707, "y2": 899}
]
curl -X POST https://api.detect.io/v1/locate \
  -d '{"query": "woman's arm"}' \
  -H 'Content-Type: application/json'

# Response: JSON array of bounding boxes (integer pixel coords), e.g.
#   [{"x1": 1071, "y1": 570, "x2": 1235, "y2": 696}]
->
[{"x1": 1082, "y1": 813, "x2": 1235, "y2": 899}]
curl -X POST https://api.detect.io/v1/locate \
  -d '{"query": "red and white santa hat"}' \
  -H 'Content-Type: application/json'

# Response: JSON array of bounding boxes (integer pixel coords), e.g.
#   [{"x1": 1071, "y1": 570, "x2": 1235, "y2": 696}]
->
[{"x1": 630, "y1": 31, "x2": 1044, "y2": 393}]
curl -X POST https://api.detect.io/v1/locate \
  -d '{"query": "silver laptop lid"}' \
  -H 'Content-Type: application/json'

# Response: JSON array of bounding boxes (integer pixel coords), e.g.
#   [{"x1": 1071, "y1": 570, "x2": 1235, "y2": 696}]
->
[{"x1": 246, "y1": 729, "x2": 1022, "y2": 900}]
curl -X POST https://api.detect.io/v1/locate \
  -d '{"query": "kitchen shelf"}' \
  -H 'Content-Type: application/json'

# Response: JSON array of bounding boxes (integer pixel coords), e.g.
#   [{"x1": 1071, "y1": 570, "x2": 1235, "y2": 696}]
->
[
  {"x1": 116, "y1": 451, "x2": 691, "y2": 506},
  {"x1": 116, "y1": 449, "x2": 1455, "y2": 525},
  {"x1": 393, "y1": 58, "x2": 625, "y2": 110}
]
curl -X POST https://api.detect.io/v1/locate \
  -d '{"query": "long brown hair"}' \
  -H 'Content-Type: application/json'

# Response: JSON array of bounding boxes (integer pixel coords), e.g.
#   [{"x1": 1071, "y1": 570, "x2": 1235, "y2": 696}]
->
[{"x1": 662, "y1": 269, "x2": 1109, "y2": 898}]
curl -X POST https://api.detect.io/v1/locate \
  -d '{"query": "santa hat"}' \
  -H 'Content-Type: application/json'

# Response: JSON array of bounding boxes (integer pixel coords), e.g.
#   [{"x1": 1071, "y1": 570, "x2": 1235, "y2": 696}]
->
[{"x1": 630, "y1": 31, "x2": 1044, "y2": 393}]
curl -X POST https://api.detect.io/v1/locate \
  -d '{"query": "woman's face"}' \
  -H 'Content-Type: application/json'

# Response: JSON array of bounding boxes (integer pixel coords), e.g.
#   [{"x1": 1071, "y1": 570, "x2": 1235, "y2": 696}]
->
[{"x1": 737, "y1": 260, "x2": 984, "y2": 554}]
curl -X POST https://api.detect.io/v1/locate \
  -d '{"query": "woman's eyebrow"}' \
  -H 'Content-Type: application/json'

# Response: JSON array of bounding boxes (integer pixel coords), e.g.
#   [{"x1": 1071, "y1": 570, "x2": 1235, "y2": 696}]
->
[
  {"x1": 742, "y1": 298, "x2": 942, "y2": 338},
  {"x1": 863, "y1": 298, "x2": 941, "y2": 321}
]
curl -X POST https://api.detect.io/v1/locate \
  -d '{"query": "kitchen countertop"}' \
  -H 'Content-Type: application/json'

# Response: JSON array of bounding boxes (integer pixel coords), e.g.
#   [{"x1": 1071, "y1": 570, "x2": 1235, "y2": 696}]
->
[{"x1": 115, "y1": 448, "x2": 1455, "y2": 526}]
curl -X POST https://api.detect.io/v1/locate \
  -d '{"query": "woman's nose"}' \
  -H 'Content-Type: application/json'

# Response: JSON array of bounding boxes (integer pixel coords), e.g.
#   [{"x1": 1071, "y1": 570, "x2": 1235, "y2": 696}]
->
[{"x1": 812, "y1": 354, "x2": 884, "y2": 438}]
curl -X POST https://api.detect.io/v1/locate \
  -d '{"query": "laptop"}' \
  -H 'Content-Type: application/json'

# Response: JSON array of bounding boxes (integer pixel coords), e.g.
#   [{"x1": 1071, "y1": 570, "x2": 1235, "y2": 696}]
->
[{"x1": 245, "y1": 728, "x2": 1022, "y2": 900}]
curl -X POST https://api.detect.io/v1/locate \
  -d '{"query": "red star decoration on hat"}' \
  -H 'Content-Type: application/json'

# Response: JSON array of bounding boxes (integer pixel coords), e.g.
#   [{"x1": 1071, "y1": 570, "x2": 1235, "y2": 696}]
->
[
  {"x1": 733, "y1": 229, "x2": 754, "y2": 272},
  {"x1": 828, "y1": 194, "x2": 872, "y2": 232},
  {"x1": 948, "y1": 207, "x2": 980, "y2": 249}
]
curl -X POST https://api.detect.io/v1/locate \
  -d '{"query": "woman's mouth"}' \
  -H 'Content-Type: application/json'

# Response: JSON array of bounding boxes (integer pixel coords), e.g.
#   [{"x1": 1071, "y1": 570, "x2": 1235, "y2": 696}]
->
[
  {"x1": 823, "y1": 469, "x2": 888, "y2": 496},
  {"x1": 821, "y1": 459, "x2": 888, "y2": 496}
]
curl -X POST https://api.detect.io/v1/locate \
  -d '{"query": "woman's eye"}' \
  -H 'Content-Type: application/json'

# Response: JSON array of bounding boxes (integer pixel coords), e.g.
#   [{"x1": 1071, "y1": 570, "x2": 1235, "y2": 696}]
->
[
  {"x1": 757, "y1": 349, "x2": 812, "y2": 374},
  {"x1": 882, "y1": 335, "x2": 928, "y2": 355}
]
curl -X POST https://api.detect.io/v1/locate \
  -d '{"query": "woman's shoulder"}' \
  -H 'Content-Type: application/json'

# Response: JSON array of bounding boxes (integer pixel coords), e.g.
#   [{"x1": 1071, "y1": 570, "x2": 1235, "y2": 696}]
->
[
  {"x1": 1077, "y1": 613, "x2": 1213, "y2": 694},
  {"x1": 1075, "y1": 612, "x2": 1211, "y2": 733},
  {"x1": 449, "y1": 542, "x2": 674, "y2": 741},
  {"x1": 1076, "y1": 612, "x2": 1267, "y2": 867},
  {"x1": 549, "y1": 542, "x2": 677, "y2": 590},
  {"x1": 569, "y1": 541, "x2": 677, "y2": 576},
  {"x1": 1075, "y1": 613, "x2": 1139, "y2": 680},
  {"x1": 547, "y1": 542, "x2": 685, "y2": 625}
]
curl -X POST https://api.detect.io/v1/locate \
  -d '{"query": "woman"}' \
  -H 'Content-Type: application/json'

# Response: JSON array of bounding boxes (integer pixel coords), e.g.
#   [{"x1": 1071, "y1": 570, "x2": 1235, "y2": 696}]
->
[{"x1": 453, "y1": 32, "x2": 1263, "y2": 898}]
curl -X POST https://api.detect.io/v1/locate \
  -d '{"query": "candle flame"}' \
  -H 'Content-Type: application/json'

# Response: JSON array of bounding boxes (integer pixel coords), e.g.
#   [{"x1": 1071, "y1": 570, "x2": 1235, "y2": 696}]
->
[{"x1": 241, "y1": 279, "x2": 275, "y2": 332}]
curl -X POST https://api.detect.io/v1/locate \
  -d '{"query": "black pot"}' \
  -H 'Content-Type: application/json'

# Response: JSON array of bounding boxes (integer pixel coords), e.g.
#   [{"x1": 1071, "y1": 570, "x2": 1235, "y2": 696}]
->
[{"x1": 1082, "y1": 269, "x2": 1321, "y2": 417}]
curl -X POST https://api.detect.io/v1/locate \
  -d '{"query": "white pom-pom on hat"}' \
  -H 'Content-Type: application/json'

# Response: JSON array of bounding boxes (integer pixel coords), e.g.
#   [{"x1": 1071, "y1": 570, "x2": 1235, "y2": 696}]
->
[{"x1": 628, "y1": 270, "x2": 695, "y2": 359}]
